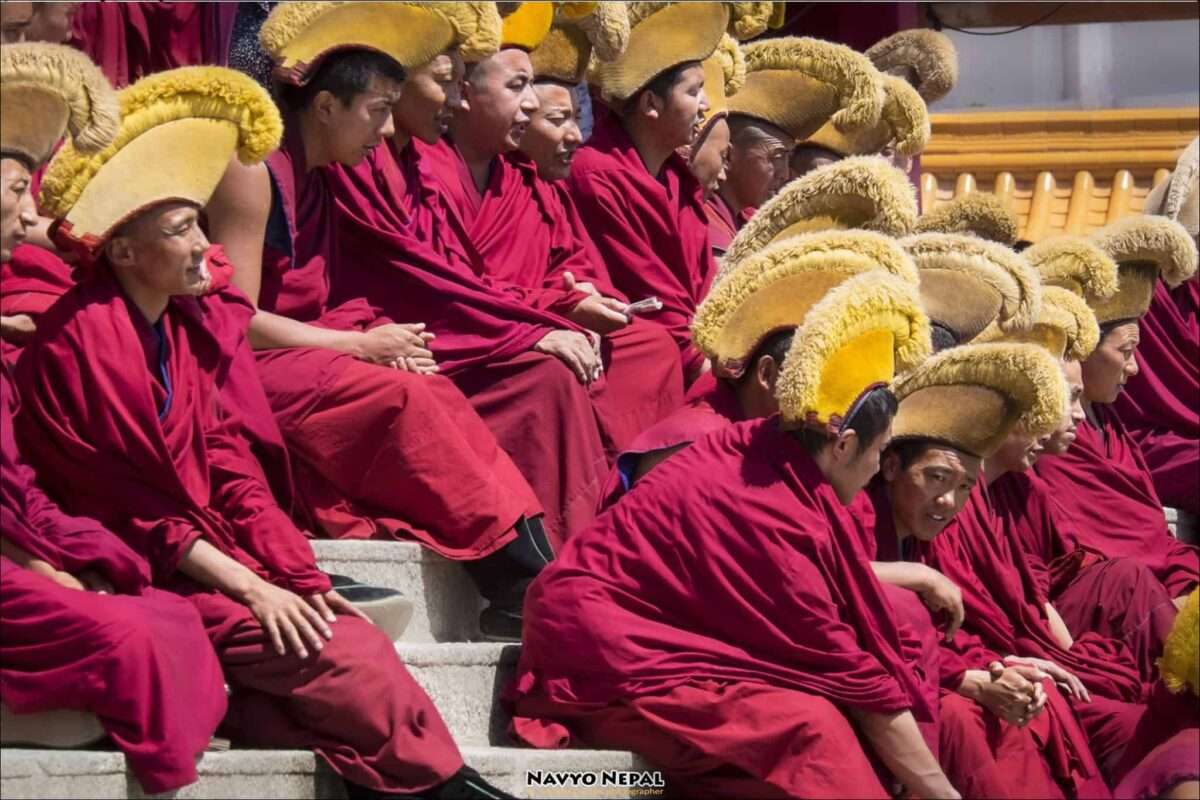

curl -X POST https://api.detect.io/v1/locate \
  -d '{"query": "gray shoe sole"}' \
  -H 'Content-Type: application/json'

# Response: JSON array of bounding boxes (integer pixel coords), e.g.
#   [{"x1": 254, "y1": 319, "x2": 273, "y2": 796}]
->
[{"x1": 348, "y1": 594, "x2": 415, "y2": 642}]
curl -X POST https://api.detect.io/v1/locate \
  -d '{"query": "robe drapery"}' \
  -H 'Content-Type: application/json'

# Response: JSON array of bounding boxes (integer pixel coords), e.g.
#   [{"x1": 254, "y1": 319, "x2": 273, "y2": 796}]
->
[
  {"x1": 511, "y1": 417, "x2": 937, "y2": 797},
  {"x1": 248, "y1": 133, "x2": 539, "y2": 555},
  {"x1": 1113, "y1": 279, "x2": 1200, "y2": 516},
  {"x1": 412, "y1": 141, "x2": 685, "y2": 453},
  {"x1": 14, "y1": 268, "x2": 464, "y2": 794},
  {"x1": 69, "y1": 2, "x2": 212, "y2": 88},
  {"x1": 0, "y1": 244, "x2": 74, "y2": 363},
  {"x1": 324, "y1": 138, "x2": 611, "y2": 544},
  {"x1": 566, "y1": 107, "x2": 718, "y2": 380},
  {"x1": 703, "y1": 194, "x2": 753, "y2": 257},
  {"x1": 1033, "y1": 403, "x2": 1200, "y2": 598}
]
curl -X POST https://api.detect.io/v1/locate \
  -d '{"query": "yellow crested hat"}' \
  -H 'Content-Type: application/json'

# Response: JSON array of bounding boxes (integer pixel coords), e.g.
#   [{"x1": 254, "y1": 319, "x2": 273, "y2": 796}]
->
[
  {"x1": 1, "y1": 43, "x2": 119, "y2": 169},
  {"x1": 695, "y1": 230, "x2": 918, "y2": 377},
  {"x1": 1025, "y1": 235, "x2": 1119, "y2": 302},
  {"x1": 1160, "y1": 588, "x2": 1199, "y2": 697},
  {"x1": 691, "y1": 34, "x2": 745, "y2": 150},
  {"x1": 260, "y1": 2, "x2": 463, "y2": 85},
  {"x1": 722, "y1": 156, "x2": 918, "y2": 271},
  {"x1": 776, "y1": 271, "x2": 931, "y2": 432},
  {"x1": 1086, "y1": 215, "x2": 1199, "y2": 324},
  {"x1": 915, "y1": 193, "x2": 1019, "y2": 245},
  {"x1": 591, "y1": 2, "x2": 729, "y2": 104},
  {"x1": 497, "y1": 2, "x2": 556, "y2": 53},
  {"x1": 726, "y1": 2, "x2": 775, "y2": 41},
  {"x1": 530, "y1": 3, "x2": 629, "y2": 83},
  {"x1": 804, "y1": 74, "x2": 929, "y2": 159},
  {"x1": 728, "y1": 36, "x2": 884, "y2": 142},
  {"x1": 901, "y1": 232, "x2": 1041, "y2": 345},
  {"x1": 1144, "y1": 137, "x2": 1198, "y2": 238},
  {"x1": 976, "y1": 285, "x2": 1100, "y2": 362},
  {"x1": 864, "y1": 28, "x2": 958, "y2": 103},
  {"x1": 39, "y1": 67, "x2": 283, "y2": 255},
  {"x1": 891, "y1": 342, "x2": 1069, "y2": 459}
]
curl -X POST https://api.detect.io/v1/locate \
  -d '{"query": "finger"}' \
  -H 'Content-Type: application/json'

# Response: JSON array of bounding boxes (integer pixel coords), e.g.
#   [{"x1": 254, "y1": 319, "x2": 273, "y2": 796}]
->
[
  {"x1": 329, "y1": 594, "x2": 372, "y2": 622},
  {"x1": 265, "y1": 616, "x2": 287, "y2": 656},
  {"x1": 419, "y1": 332, "x2": 435, "y2": 342},
  {"x1": 407, "y1": 346, "x2": 434, "y2": 360},
  {"x1": 562, "y1": 344, "x2": 591, "y2": 384},
  {"x1": 298, "y1": 601, "x2": 333, "y2": 639},
  {"x1": 278, "y1": 615, "x2": 309, "y2": 659},
  {"x1": 945, "y1": 602, "x2": 964, "y2": 642},
  {"x1": 308, "y1": 594, "x2": 337, "y2": 623},
  {"x1": 288, "y1": 608, "x2": 325, "y2": 652},
  {"x1": 562, "y1": 271, "x2": 576, "y2": 290}
]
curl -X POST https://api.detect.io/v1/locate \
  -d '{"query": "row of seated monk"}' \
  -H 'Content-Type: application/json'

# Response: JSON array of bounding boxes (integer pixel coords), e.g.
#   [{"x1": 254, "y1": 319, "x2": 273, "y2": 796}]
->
[{"x1": 2, "y1": 3, "x2": 1199, "y2": 799}]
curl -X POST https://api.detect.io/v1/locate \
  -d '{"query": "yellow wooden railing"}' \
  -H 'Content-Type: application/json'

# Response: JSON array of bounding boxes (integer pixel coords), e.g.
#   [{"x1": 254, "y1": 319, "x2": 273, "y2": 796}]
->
[{"x1": 920, "y1": 108, "x2": 1199, "y2": 242}]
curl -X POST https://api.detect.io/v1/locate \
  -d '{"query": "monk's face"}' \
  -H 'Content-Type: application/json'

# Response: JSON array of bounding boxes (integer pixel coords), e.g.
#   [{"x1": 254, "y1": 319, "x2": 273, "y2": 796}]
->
[
  {"x1": 313, "y1": 74, "x2": 400, "y2": 167},
  {"x1": 828, "y1": 423, "x2": 893, "y2": 505},
  {"x1": 460, "y1": 49, "x2": 538, "y2": 155},
  {"x1": 790, "y1": 145, "x2": 840, "y2": 180},
  {"x1": 396, "y1": 52, "x2": 464, "y2": 145},
  {"x1": 520, "y1": 82, "x2": 582, "y2": 182},
  {"x1": 726, "y1": 120, "x2": 793, "y2": 209},
  {"x1": 882, "y1": 444, "x2": 980, "y2": 541},
  {"x1": 0, "y1": 158, "x2": 37, "y2": 263},
  {"x1": 0, "y1": 1, "x2": 33, "y2": 43},
  {"x1": 107, "y1": 202, "x2": 211, "y2": 298},
  {"x1": 689, "y1": 116, "x2": 731, "y2": 196},
  {"x1": 990, "y1": 424, "x2": 1047, "y2": 475},
  {"x1": 645, "y1": 63, "x2": 708, "y2": 153},
  {"x1": 1082, "y1": 321, "x2": 1140, "y2": 405},
  {"x1": 1045, "y1": 359, "x2": 1085, "y2": 455},
  {"x1": 27, "y1": 2, "x2": 78, "y2": 43}
]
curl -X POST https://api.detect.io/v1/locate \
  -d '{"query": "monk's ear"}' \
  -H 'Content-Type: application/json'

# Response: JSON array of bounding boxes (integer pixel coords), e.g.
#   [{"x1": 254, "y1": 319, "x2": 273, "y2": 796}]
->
[
  {"x1": 880, "y1": 449, "x2": 901, "y2": 482},
  {"x1": 635, "y1": 89, "x2": 661, "y2": 121},
  {"x1": 756, "y1": 355, "x2": 778, "y2": 394},
  {"x1": 105, "y1": 232, "x2": 136, "y2": 269},
  {"x1": 312, "y1": 89, "x2": 339, "y2": 124},
  {"x1": 832, "y1": 428, "x2": 859, "y2": 465}
]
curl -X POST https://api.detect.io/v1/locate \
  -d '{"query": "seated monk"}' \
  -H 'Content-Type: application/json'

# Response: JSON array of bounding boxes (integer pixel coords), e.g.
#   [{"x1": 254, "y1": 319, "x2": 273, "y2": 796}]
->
[
  {"x1": 1114, "y1": 138, "x2": 1199, "y2": 517},
  {"x1": 0, "y1": 43, "x2": 227, "y2": 794},
  {"x1": 1035, "y1": 215, "x2": 1200, "y2": 601},
  {"x1": 204, "y1": 3, "x2": 556, "y2": 639},
  {"x1": 511, "y1": 270, "x2": 959, "y2": 799},
  {"x1": 20, "y1": 64, "x2": 511, "y2": 800},
  {"x1": 682, "y1": 35, "x2": 739, "y2": 256},
  {"x1": 413, "y1": 4, "x2": 686, "y2": 454}
]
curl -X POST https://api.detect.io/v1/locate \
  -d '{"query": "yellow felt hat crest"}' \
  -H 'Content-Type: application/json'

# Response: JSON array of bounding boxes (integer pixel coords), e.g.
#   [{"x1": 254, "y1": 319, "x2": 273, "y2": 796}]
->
[
  {"x1": 530, "y1": 2, "x2": 629, "y2": 84},
  {"x1": 915, "y1": 192, "x2": 1019, "y2": 245},
  {"x1": 1160, "y1": 588, "x2": 1199, "y2": 697},
  {"x1": 776, "y1": 271, "x2": 931, "y2": 432},
  {"x1": 1026, "y1": 234, "x2": 1119, "y2": 301},
  {"x1": 891, "y1": 342, "x2": 1069, "y2": 459},
  {"x1": 1, "y1": 43, "x2": 119, "y2": 169},
  {"x1": 695, "y1": 230, "x2": 919, "y2": 377},
  {"x1": 690, "y1": 34, "x2": 745, "y2": 150},
  {"x1": 901, "y1": 232, "x2": 1041, "y2": 345},
  {"x1": 804, "y1": 73, "x2": 929, "y2": 159},
  {"x1": 430, "y1": 3, "x2": 504, "y2": 63},
  {"x1": 39, "y1": 66, "x2": 283, "y2": 255},
  {"x1": 976, "y1": 285, "x2": 1100, "y2": 362},
  {"x1": 260, "y1": 2, "x2": 458, "y2": 85},
  {"x1": 722, "y1": 156, "x2": 918, "y2": 272},
  {"x1": 1086, "y1": 215, "x2": 1199, "y2": 324},
  {"x1": 498, "y1": 2, "x2": 556, "y2": 53},
  {"x1": 865, "y1": 28, "x2": 958, "y2": 103}
]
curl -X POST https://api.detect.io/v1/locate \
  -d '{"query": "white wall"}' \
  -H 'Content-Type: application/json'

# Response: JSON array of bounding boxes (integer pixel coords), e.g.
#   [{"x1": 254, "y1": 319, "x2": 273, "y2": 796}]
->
[{"x1": 936, "y1": 19, "x2": 1200, "y2": 111}]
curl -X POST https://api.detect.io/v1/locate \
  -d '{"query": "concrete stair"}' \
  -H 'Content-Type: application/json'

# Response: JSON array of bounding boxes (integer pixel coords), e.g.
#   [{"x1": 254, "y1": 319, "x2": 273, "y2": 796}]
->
[{"x1": 399, "y1": 642, "x2": 519, "y2": 746}]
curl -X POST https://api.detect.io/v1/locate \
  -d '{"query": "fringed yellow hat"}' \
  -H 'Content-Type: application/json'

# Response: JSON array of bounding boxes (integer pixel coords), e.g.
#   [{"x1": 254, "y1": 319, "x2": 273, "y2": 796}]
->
[
  {"x1": 591, "y1": 2, "x2": 730, "y2": 104},
  {"x1": 1087, "y1": 215, "x2": 1199, "y2": 324},
  {"x1": 804, "y1": 74, "x2": 929, "y2": 158},
  {"x1": 260, "y1": 2, "x2": 460, "y2": 85},
  {"x1": 39, "y1": 67, "x2": 283, "y2": 256},
  {"x1": 776, "y1": 271, "x2": 931, "y2": 432},
  {"x1": 728, "y1": 36, "x2": 884, "y2": 142},
  {"x1": 864, "y1": 28, "x2": 958, "y2": 103},
  {"x1": 689, "y1": 34, "x2": 745, "y2": 152},
  {"x1": 529, "y1": 3, "x2": 629, "y2": 83},
  {"x1": 976, "y1": 286, "x2": 1100, "y2": 362},
  {"x1": 726, "y1": 2, "x2": 774, "y2": 41},
  {"x1": 1160, "y1": 588, "x2": 1199, "y2": 697},
  {"x1": 1, "y1": 43, "x2": 119, "y2": 168},
  {"x1": 497, "y1": 2, "x2": 556, "y2": 53},
  {"x1": 721, "y1": 156, "x2": 918, "y2": 272},
  {"x1": 914, "y1": 193, "x2": 1019, "y2": 245},
  {"x1": 431, "y1": 3, "x2": 503, "y2": 63},
  {"x1": 1145, "y1": 136, "x2": 1198, "y2": 239},
  {"x1": 901, "y1": 232, "x2": 1041, "y2": 345},
  {"x1": 1026, "y1": 235, "x2": 1119, "y2": 302},
  {"x1": 695, "y1": 230, "x2": 918, "y2": 377},
  {"x1": 891, "y1": 342, "x2": 1069, "y2": 458}
]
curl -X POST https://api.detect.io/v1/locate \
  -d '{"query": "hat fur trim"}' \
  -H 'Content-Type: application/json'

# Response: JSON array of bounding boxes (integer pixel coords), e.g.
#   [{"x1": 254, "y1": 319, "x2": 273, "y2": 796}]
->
[
  {"x1": 915, "y1": 192, "x2": 1018, "y2": 244},
  {"x1": 1159, "y1": 588, "x2": 1199, "y2": 697},
  {"x1": 711, "y1": 33, "x2": 747, "y2": 96},
  {"x1": 560, "y1": 2, "x2": 630, "y2": 62},
  {"x1": 865, "y1": 28, "x2": 958, "y2": 103},
  {"x1": 976, "y1": 285, "x2": 1100, "y2": 362},
  {"x1": 726, "y1": 2, "x2": 774, "y2": 41},
  {"x1": 1025, "y1": 235, "x2": 1119, "y2": 299},
  {"x1": 436, "y1": 3, "x2": 503, "y2": 61},
  {"x1": 1090, "y1": 215, "x2": 1198, "y2": 288},
  {"x1": 259, "y1": 1, "x2": 342, "y2": 57}
]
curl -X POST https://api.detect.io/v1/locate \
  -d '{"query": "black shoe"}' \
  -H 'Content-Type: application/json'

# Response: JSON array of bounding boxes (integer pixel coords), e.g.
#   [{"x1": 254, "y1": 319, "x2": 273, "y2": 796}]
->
[
  {"x1": 327, "y1": 573, "x2": 360, "y2": 589},
  {"x1": 478, "y1": 606, "x2": 523, "y2": 642},
  {"x1": 344, "y1": 767, "x2": 514, "y2": 800},
  {"x1": 336, "y1": 584, "x2": 415, "y2": 641}
]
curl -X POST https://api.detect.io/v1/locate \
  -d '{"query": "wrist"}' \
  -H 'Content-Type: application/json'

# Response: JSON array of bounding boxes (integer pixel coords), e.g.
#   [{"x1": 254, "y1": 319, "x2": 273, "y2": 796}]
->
[
  {"x1": 228, "y1": 571, "x2": 266, "y2": 604},
  {"x1": 957, "y1": 670, "x2": 987, "y2": 702},
  {"x1": 340, "y1": 330, "x2": 367, "y2": 358}
]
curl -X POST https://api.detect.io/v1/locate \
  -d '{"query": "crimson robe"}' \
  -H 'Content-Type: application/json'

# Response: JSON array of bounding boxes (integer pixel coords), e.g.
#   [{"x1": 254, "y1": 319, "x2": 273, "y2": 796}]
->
[
  {"x1": 14, "y1": 266, "x2": 463, "y2": 793},
  {"x1": 566, "y1": 107, "x2": 717, "y2": 380},
  {"x1": 1033, "y1": 404, "x2": 1200, "y2": 598},
  {"x1": 248, "y1": 131, "x2": 539, "y2": 555},
  {"x1": 703, "y1": 193, "x2": 754, "y2": 257},
  {"x1": 1113, "y1": 279, "x2": 1200, "y2": 515},
  {"x1": 411, "y1": 142, "x2": 685, "y2": 453},
  {"x1": 511, "y1": 417, "x2": 937, "y2": 798},
  {"x1": 0, "y1": 244, "x2": 75, "y2": 363},
  {"x1": 70, "y1": 2, "x2": 206, "y2": 87},
  {"x1": 323, "y1": 137, "x2": 611, "y2": 544}
]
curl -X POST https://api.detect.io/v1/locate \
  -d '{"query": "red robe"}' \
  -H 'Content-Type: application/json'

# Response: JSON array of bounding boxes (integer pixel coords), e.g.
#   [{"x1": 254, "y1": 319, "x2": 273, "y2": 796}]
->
[
  {"x1": 1033, "y1": 404, "x2": 1200, "y2": 598},
  {"x1": 703, "y1": 193, "x2": 754, "y2": 257},
  {"x1": 1113, "y1": 279, "x2": 1200, "y2": 515},
  {"x1": 14, "y1": 267, "x2": 463, "y2": 794},
  {"x1": 0, "y1": 365, "x2": 226, "y2": 794},
  {"x1": 566, "y1": 107, "x2": 717, "y2": 380},
  {"x1": 0, "y1": 244, "x2": 75, "y2": 363},
  {"x1": 249, "y1": 131, "x2": 539, "y2": 555},
  {"x1": 70, "y1": 2, "x2": 208, "y2": 88},
  {"x1": 324, "y1": 138, "x2": 611, "y2": 545},
  {"x1": 511, "y1": 417, "x2": 937, "y2": 798},
  {"x1": 416, "y1": 142, "x2": 685, "y2": 452}
]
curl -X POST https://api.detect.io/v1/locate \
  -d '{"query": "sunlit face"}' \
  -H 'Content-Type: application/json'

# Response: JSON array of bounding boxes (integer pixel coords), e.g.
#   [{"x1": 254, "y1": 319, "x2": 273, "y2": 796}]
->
[
  {"x1": 27, "y1": 2, "x2": 78, "y2": 43},
  {"x1": 882, "y1": 444, "x2": 981, "y2": 541},
  {"x1": 726, "y1": 121, "x2": 793, "y2": 208},
  {"x1": 689, "y1": 116, "x2": 731, "y2": 195},
  {"x1": 319, "y1": 74, "x2": 401, "y2": 166},
  {"x1": 395, "y1": 51, "x2": 463, "y2": 145},
  {"x1": 520, "y1": 81, "x2": 582, "y2": 181},
  {"x1": 461, "y1": 48, "x2": 538, "y2": 154},
  {"x1": 107, "y1": 202, "x2": 211, "y2": 297},
  {"x1": 991, "y1": 424, "x2": 1048, "y2": 475},
  {"x1": 657, "y1": 63, "x2": 708, "y2": 152},
  {"x1": 829, "y1": 423, "x2": 893, "y2": 505},
  {"x1": 1045, "y1": 359, "x2": 1085, "y2": 455},
  {"x1": 0, "y1": 158, "x2": 37, "y2": 263},
  {"x1": 0, "y1": 1, "x2": 34, "y2": 43},
  {"x1": 1082, "y1": 322, "x2": 1140, "y2": 405}
]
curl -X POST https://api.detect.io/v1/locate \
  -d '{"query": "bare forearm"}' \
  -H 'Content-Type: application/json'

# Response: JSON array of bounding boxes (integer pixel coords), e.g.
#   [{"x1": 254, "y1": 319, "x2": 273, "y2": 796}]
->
[
  {"x1": 853, "y1": 709, "x2": 959, "y2": 799},
  {"x1": 177, "y1": 538, "x2": 261, "y2": 601},
  {"x1": 248, "y1": 309, "x2": 361, "y2": 355},
  {"x1": 871, "y1": 561, "x2": 933, "y2": 592},
  {"x1": 1044, "y1": 602, "x2": 1074, "y2": 650}
]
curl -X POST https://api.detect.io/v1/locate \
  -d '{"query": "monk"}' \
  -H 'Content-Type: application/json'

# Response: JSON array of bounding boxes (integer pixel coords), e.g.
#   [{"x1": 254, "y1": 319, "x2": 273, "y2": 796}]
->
[
  {"x1": 207, "y1": 8, "x2": 554, "y2": 639},
  {"x1": 687, "y1": 114, "x2": 734, "y2": 252},
  {"x1": 714, "y1": 113, "x2": 793, "y2": 231},
  {"x1": 21, "y1": 72, "x2": 510, "y2": 799}
]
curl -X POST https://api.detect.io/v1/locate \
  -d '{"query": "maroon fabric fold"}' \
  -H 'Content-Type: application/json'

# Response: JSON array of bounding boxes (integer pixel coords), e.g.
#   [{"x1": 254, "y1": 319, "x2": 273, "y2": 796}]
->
[{"x1": 70, "y1": 2, "x2": 206, "y2": 88}]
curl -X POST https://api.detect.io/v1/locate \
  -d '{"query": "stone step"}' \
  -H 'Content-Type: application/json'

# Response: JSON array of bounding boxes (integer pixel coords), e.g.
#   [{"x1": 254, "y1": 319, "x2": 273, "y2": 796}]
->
[
  {"x1": 399, "y1": 642, "x2": 519, "y2": 746},
  {"x1": 313, "y1": 540, "x2": 483, "y2": 643},
  {"x1": 0, "y1": 746, "x2": 651, "y2": 799}
]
